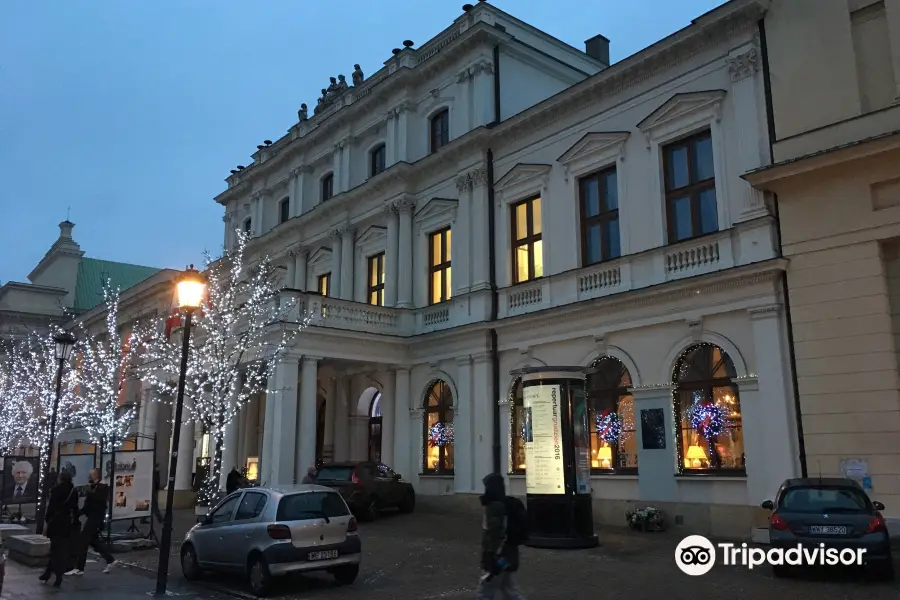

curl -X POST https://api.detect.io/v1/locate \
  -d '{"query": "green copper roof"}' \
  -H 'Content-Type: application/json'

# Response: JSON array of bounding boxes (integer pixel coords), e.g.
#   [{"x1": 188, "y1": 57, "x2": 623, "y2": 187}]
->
[{"x1": 73, "y1": 258, "x2": 161, "y2": 312}]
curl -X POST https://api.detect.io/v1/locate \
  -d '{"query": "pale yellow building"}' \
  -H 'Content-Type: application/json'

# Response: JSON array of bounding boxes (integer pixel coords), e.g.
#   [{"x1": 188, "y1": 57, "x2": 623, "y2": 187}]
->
[{"x1": 746, "y1": 0, "x2": 900, "y2": 522}]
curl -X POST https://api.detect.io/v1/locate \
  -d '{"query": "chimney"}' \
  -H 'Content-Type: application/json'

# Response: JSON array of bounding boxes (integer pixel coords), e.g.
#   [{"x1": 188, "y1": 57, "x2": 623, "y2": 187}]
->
[
  {"x1": 585, "y1": 34, "x2": 610, "y2": 67},
  {"x1": 59, "y1": 220, "x2": 75, "y2": 239}
]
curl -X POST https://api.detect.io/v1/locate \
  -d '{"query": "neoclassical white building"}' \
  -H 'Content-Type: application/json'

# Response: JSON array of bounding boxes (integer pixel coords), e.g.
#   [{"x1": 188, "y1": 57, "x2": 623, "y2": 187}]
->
[{"x1": 194, "y1": 0, "x2": 795, "y2": 537}]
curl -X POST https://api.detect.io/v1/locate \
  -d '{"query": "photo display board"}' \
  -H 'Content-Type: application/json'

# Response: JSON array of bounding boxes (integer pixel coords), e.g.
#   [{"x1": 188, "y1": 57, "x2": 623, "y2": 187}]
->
[
  {"x1": 58, "y1": 453, "x2": 96, "y2": 500},
  {"x1": 101, "y1": 450, "x2": 153, "y2": 519},
  {"x1": 523, "y1": 384, "x2": 565, "y2": 495},
  {"x1": 2, "y1": 456, "x2": 40, "y2": 504}
]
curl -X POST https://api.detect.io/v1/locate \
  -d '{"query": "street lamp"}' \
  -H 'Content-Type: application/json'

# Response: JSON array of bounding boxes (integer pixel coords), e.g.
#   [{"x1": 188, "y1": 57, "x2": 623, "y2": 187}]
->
[
  {"x1": 36, "y1": 330, "x2": 76, "y2": 533},
  {"x1": 156, "y1": 265, "x2": 206, "y2": 596}
]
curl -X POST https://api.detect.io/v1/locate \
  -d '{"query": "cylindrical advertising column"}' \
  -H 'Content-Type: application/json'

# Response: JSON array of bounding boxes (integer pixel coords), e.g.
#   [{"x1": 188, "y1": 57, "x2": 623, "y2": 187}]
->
[{"x1": 512, "y1": 366, "x2": 598, "y2": 549}]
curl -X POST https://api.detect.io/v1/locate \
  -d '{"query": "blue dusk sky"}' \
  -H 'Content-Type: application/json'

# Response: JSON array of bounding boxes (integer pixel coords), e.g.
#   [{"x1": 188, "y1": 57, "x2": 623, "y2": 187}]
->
[{"x1": 0, "y1": 0, "x2": 725, "y2": 284}]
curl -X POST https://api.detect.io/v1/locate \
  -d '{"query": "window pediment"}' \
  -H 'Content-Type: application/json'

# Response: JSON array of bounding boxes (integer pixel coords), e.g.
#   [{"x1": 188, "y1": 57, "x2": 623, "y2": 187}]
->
[
  {"x1": 308, "y1": 247, "x2": 332, "y2": 269},
  {"x1": 558, "y1": 132, "x2": 630, "y2": 181},
  {"x1": 637, "y1": 90, "x2": 726, "y2": 143},
  {"x1": 415, "y1": 198, "x2": 457, "y2": 232},
  {"x1": 495, "y1": 163, "x2": 552, "y2": 202},
  {"x1": 356, "y1": 225, "x2": 387, "y2": 255}
]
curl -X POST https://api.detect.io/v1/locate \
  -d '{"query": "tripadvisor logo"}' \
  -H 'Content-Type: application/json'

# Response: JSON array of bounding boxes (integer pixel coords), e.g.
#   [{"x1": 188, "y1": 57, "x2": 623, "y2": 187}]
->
[{"x1": 675, "y1": 535, "x2": 866, "y2": 576}]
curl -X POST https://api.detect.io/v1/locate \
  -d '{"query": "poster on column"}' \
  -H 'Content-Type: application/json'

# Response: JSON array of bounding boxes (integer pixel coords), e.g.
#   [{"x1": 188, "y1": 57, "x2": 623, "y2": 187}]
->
[
  {"x1": 523, "y1": 384, "x2": 565, "y2": 495},
  {"x1": 101, "y1": 450, "x2": 153, "y2": 520}
]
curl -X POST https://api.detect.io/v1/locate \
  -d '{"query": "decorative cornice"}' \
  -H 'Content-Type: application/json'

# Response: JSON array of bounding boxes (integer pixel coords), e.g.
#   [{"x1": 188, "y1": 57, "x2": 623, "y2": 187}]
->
[
  {"x1": 471, "y1": 352, "x2": 491, "y2": 364},
  {"x1": 727, "y1": 47, "x2": 758, "y2": 82},
  {"x1": 455, "y1": 355, "x2": 471, "y2": 366},
  {"x1": 455, "y1": 166, "x2": 488, "y2": 192},
  {"x1": 382, "y1": 202, "x2": 398, "y2": 215},
  {"x1": 396, "y1": 197, "x2": 416, "y2": 213},
  {"x1": 748, "y1": 304, "x2": 780, "y2": 319},
  {"x1": 288, "y1": 245, "x2": 308, "y2": 259}
]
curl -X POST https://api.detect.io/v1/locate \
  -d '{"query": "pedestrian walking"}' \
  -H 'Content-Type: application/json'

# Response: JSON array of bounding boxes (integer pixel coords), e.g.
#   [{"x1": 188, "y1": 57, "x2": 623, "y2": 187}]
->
[
  {"x1": 66, "y1": 468, "x2": 117, "y2": 576},
  {"x1": 477, "y1": 473, "x2": 529, "y2": 600},
  {"x1": 39, "y1": 470, "x2": 79, "y2": 587},
  {"x1": 301, "y1": 465, "x2": 317, "y2": 484}
]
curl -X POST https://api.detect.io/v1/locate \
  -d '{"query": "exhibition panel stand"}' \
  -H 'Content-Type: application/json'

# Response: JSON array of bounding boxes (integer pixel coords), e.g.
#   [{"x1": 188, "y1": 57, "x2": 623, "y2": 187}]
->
[{"x1": 511, "y1": 366, "x2": 598, "y2": 549}]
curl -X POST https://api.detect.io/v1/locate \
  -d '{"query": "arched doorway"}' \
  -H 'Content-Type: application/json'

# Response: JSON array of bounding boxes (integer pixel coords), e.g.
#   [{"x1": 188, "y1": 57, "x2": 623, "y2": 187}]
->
[
  {"x1": 315, "y1": 397, "x2": 326, "y2": 466},
  {"x1": 367, "y1": 392, "x2": 383, "y2": 462}
]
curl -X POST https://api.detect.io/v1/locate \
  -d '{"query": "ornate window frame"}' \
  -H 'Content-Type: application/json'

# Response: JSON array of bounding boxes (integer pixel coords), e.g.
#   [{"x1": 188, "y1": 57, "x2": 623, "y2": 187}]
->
[
  {"x1": 637, "y1": 90, "x2": 730, "y2": 244},
  {"x1": 307, "y1": 247, "x2": 333, "y2": 292},
  {"x1": 414, "y1": 198, "x2": 457, "y2": 306},
  {"x1": 494, "y1": 164, "x2": 552, "y2": 289},
  {"x1": 421, "y1": 378, "x2": 455, "y2": 475},
  {"x1": 354, "y1": 226, "x2": 387, "y2": 304}
]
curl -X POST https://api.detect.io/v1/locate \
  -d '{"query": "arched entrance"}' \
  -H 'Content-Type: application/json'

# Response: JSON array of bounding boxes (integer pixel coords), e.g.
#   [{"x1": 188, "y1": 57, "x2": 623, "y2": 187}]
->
[{"x1": 368, "y1": 392, "x2": 383, "y2": 462}]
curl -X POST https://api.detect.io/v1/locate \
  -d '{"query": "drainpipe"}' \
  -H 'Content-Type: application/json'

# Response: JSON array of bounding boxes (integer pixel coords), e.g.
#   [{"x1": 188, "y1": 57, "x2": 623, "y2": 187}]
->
[
  {"x1": 488, "y1": 44, "x2": 502, "y2": 474},
  {"x1": 759, "y1": 18, "x2": 808, "y2": 478}
]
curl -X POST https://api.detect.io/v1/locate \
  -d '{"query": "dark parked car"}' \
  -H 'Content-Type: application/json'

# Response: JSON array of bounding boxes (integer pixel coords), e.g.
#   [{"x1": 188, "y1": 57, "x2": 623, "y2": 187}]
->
[
  {"x1": 314, "y1": 462, "x2": 415, "y2": 521},
  {"x1": 761, "y1": 477, "x2": 893, "y2": 580}
]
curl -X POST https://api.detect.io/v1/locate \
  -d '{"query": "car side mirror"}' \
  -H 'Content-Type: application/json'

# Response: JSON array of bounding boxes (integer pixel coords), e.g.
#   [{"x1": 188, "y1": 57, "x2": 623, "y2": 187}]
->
[
  {"x1": 761, "y1": 500, "x2": 774, "y2": 510},
  {"x1": 873, "y1": 501, "x2": 885, "y2": 511},
  {"x1": 201, "y1": 514, "x2": 213, "y2": 525},
  {"x1": 392, "y1": 473, "x2": 402, "y2": 481}
]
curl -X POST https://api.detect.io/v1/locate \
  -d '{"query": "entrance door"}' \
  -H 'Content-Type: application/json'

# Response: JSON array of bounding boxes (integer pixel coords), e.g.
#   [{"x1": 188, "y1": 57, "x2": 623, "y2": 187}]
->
[{"x1": 367, "y1": 393, "x2": 382, "y2": 462}]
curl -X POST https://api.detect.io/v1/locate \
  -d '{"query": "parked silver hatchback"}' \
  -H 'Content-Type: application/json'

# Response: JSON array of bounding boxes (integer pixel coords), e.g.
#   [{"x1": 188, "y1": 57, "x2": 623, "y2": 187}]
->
[{"x1": 181, "y1": 484, "x2": 361, "y2": 596}]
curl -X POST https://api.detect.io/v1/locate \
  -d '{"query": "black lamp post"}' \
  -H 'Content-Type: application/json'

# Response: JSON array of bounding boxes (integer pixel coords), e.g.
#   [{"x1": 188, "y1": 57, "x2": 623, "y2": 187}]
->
[
  {"x1": 36, "y1": 330, "x2": 76, "y2": 534},
  {"x1": 155, "y1": 265, "x2": 206, "y2": 596}
]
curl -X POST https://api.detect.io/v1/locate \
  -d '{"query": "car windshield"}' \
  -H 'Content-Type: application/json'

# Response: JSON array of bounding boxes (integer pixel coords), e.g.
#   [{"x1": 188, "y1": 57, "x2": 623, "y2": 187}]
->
[
  {"x1": 276, "y1": 491, "x2": 349, "y2": 521},
  {"x1": 315, "y1": 466, "x2": 356, "y2": 481},
  {"x1": 780, "y1": 486, "x2": 870, "y2": 513}
]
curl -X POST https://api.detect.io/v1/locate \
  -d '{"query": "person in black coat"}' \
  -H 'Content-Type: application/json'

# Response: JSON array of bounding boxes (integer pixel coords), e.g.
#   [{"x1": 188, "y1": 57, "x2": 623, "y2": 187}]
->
[
  {"x1": 68, "y1": 468, "x2": 116, "y2": 576},
  {"x1": 40, "y1": 470, "x2": 78, "y2": 587},
  {"x1": 225, "y1": 467, "x2": 242, "y2": 494}
]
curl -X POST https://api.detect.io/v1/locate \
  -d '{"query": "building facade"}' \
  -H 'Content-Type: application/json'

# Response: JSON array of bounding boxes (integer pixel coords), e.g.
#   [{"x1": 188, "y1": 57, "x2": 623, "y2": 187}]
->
[
  {"x1": 199, "y1": 0, "x2": 799, "y2": 538},
  {"x1": 745, "y1": 0, "x2": 900, "y2": 522}
]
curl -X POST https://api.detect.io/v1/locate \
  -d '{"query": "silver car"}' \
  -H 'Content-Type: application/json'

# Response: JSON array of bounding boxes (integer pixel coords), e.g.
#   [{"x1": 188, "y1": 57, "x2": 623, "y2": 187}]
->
[{"x1": 181, "y1": 484, "x2": 361, "y2": 596}]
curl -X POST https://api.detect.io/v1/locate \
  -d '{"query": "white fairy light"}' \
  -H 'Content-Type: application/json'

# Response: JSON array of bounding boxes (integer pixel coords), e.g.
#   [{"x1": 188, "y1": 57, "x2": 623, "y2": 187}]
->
[{"x1": 137, "y1": 230, "x2": 307, "y2": 505}]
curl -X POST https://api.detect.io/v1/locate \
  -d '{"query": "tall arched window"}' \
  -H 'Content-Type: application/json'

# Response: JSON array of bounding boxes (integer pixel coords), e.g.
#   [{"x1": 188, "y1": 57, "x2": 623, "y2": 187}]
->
[
  {"x1": 586, "y1": 357, "x2": 637, "y2": 472},
  {"x1": 423, "y1": 380, "x2": 454, "y2": 474},
  {"x1": 368, "y1": 392, "x2": 382, "y2": 462},
  {"x1": 509, "y1": 378, "x2": 525, "y2": 473},
  {"x1": 673, "y1": 344, "x2": 744, "y2": 473}
]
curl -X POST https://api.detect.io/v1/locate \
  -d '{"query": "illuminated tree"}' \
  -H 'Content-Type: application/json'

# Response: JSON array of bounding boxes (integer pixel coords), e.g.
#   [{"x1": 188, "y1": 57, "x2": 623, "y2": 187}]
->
[{"x1": 139, "y1": 230, "x2": 306, "y2": 504}]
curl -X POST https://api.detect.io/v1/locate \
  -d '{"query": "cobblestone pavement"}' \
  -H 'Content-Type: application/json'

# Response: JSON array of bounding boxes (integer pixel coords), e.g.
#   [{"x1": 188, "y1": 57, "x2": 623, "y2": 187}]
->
[{"x1": 111, "y1": 508, "x2": 899, "y2": 599}]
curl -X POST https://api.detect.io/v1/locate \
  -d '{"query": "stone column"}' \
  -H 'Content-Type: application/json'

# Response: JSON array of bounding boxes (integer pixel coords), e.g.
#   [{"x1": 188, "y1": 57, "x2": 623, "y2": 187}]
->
[
  {"x1": 727, "y1": 46, "x2": 768, "y2": 222},
  {"x1": 396, "y1": 104, "x2": 410, "y2": 163},
  {"x1": 334, "y1": 376, "x2": 351, "y2": 461},
  {"x1": 471, "y1": 352, "x2": 493, "y2": 481},
  {"x1": 472, "y1": 61, "x2": 494, "y2": 127},
  {"x1": 173, "y1": 396, "x2": 194, "y2": 491},
  {"x1": 384, "y1": 204, "x2": 399, "y2": 307},
  {"x1": 468, "y1": 167, "x2": 490, "y2": 291},
  {"x1": 270, "y1": 357, "x2": 299, "y2": 485},
  {"x1": 289, "y1": 166, "x2": 306, "y2": 217},
  {"x1": 236, "y1": 402, "x2": 247, "y2": 468},
  {"x1": 332, "y1": 143, "x2": 343, "y2": 195},
  {"x1": 397, "y1": 200, "x2": 414, "y2": 308},
  {"x1": 340, "y1": 228, "x2": 355, "y2": 301},
  {"x1": 219, "y1": 385, "x2": 240, "y2": 490},
  {"x1": 297, "y1": 356, "x2": 319, "y2": 478},
  {"x1": 455, "y1": 68, "x2": 472, "y2": 134},
  {"x1": 393, "y1": 368, "x2": 412, "y2": 479},
  {"x1": 261, "y1": 387, "x2": 275, "y2": 485},
  {"x1": 380, "y1": 369, "x2": 396, "y2": 467},
  {"x1": 454, "y1": 173, "x2": 472, "y2": 296},
  {"x1": 285, "y1": 254, "x2": 297, "y2": 291},
  {"x1": 141, "y1": 391, "x2": 159, "y2": 450},
  {"x1": 329, "y1": 229, "x2": 342, "y2": 298},
  {"x1": 454, "y1": 356, "x2": 473, "y2": 492},
  {"x1": 323, "y1": 377, "x2": 337, "y2": 463},
  {"x1": 340, "y1": 138, "x2": 352, "y2": 192},
  {"x1": 385, "y1": 111, "x2": 397, "y2": 166},
  {"x1": 630, "y1": 385, "x2": 677, "y2": 502},
  {"x1": 293, "y1": 246, "x2": 308, "y2": 291},
  {"x1": 886, "y1": 0, "x2": 900, "y2": 100},
  {"x1": 743, "y1": 305, "x2": 800, "y2": 503},
  {"x1": 497, "y1": 395, "x2": 511, "y2": 479}
]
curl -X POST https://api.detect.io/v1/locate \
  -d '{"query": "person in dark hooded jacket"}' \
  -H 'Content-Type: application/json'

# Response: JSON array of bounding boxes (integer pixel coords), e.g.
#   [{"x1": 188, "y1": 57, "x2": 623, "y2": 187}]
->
[{"x1": 478, "y1": 473, "x2": 526, "y2": 599}]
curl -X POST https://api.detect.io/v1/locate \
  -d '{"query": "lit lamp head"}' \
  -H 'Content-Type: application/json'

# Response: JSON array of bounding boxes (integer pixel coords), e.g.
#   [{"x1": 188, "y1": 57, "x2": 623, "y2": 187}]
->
[
  {"x1": 53, "y1": 331, "x2": 77, "y2": 362},
  {"x1": 685, "y1": 445, "x2": 707, "y2": 468},
  {"x1": 176, "y1": 265, "x2": 207, "y2": 312},
  {"x1": 597, "y1": 445, "x2": 612, "y2": 468}
]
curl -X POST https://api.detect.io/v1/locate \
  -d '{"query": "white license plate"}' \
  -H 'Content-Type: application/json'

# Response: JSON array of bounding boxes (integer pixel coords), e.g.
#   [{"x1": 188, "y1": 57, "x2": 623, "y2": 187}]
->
[
  {"x1": 809, "y1": 525, "x2": 847, "y2": 535},
  {"x1": 308, "y1": 550, "x2": 338, "y2": 561}
]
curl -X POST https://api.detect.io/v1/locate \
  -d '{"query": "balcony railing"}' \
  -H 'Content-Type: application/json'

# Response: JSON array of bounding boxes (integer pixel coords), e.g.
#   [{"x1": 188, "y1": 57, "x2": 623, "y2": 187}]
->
[{"x1": 277, "y1": 229, "x2": 742, "y2": 336}]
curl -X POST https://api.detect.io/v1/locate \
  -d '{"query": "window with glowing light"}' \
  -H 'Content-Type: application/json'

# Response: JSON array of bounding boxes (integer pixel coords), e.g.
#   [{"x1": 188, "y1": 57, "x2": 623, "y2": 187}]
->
[
  {"x1": 510, "y1": 378, "x2": 526, "y2": 473},
  {"x1": 429, "y1": 227, "x2": 452, "y2": 304},
  {"x1": 367, "y1": 253, "x2": 385, "y2": 306},
  {"x1": 511, "y1": 197, "x2": 543, "y2": 284},
  {"x1": 317, "y1": 273, "x2": 330, "y2": 297},
  {"x1": 586, "y1": 357, "x2": 637, "y2": 473},
  {"x1": 422, "y1": 380, "x2": 454, "y2": 474},
  {"x1": 673, "y1": 344, "x2": 744, "y2": 474}
]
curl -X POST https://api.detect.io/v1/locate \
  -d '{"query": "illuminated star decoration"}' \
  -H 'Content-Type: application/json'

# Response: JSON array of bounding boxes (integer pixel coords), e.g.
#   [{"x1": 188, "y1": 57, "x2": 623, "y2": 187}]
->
[
  {"x1": 689, "y1": 402, "x2": 726, "y2": 438},
  {"x1": 595, "y1": 410, "x2": 622, "y2": 444},
  {"x1": 428, "y1": 422, "x2": 454, "y2": 447}
]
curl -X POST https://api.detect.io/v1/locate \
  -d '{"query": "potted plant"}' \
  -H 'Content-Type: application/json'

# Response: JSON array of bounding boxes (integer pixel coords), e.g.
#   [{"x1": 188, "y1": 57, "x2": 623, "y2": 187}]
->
[{"x1": 626, "y1": 506, "x2": 666, "y2": 532}]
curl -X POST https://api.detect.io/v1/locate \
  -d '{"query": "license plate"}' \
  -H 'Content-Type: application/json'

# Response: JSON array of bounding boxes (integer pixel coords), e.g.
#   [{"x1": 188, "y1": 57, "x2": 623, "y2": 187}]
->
[
  {"x1": 809, "y1": 525, "x2": 847, "y2": 535},
  {"x1": 308, "y1": 550, "x2": 338, "y2": 561}
]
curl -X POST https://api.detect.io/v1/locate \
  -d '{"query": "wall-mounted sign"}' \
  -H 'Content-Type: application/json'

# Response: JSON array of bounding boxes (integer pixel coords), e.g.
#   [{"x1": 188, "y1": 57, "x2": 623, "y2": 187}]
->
[{"x1": 523, "y1": 384, "x2": 565, "y2": 495}]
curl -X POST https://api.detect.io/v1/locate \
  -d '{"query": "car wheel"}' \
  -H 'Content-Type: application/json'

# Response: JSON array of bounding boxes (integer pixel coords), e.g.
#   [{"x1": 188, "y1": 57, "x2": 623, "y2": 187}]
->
[
  {"x1": 248, "y1": 554, "x2": 273, "y2": 597},
  {"x1": 398, "y1": 490, "x2": 415, "y2": 513},
  {"x1": 333, "y1": 564, "x2": 359, "y2": 585},
  {"x1": 362, "y1": 498, "x2": 378, "y2": 522},
  {"x1": 772, "y1": 565, "x2": 790, "y2": 578},
  {"x1": 180, "y1": 544, "x2": 202, "y2": 581}
]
